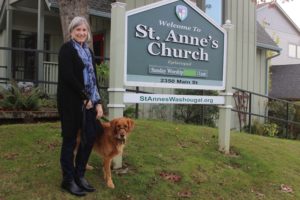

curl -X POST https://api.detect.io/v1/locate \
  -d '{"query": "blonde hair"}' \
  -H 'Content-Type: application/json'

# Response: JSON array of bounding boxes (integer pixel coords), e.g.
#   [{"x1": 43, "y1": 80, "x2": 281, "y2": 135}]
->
[{"x1": 68, "y1": 16, "x2": 91, "y2": 42}]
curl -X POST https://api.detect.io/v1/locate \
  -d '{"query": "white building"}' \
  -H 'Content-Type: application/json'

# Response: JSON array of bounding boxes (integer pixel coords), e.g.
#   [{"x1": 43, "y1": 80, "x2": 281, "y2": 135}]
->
[{"x1": 257, "y1": 2, "x2": 300, "y2": 65}]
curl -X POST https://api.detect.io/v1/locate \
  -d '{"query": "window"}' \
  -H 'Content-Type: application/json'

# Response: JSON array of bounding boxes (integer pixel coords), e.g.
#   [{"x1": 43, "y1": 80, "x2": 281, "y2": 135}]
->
[
  {"x1": 203, "y1": 0, "x2": 223, "y2": 25},
  {"x1": 12, "y1": 30, "x2": 50, "y2": 80},
  {"x1": 289, "y1": 44, "x2": 296, "y2": 57},
  {"x1": 93, "y1": 34, "x2": 105, "y2": 64},
  {"x1": 288, "y1": 44, "x2": 300, "y2": 59}
]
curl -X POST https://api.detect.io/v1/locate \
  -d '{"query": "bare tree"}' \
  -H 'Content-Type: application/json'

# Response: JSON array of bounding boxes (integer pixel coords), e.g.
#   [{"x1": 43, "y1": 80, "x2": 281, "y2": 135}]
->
[
  {"x1": 57, "y1": 0, "x2": 89, "y2": 42},
  {"x1": 253, "y1": 0, "x2": 293, "y2": 4}
]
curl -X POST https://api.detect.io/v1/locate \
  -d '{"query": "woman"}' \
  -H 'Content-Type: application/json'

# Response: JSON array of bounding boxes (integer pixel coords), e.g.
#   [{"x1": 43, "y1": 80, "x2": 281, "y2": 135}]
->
[{"x1": 57, "y1": 16, "x2": 103, "y2": 197}]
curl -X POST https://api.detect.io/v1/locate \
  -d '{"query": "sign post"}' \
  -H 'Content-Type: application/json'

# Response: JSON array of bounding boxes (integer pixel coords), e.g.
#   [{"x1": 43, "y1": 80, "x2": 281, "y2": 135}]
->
[
  {"x1": 108, "y1": 2, "x2": 126, "y2": 169},
  {"x1": 218, "y1": 20, "x2": 234, "y2": 154}
]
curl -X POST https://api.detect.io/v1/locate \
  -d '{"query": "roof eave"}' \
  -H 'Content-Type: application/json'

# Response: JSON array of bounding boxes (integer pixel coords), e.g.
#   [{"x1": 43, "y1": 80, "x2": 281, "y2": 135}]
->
[
  {"x1": 48, "y1": 4, "x2": 111, "y2": 18},
  {"x1": 259, "y1": 2, "x2": 300, "y2": 34},
  {"x1": 257, "y1": 42, "x2": 282, "y2": 52},
  {"x1": 88, "y1": 8, "x2": 111, "y2": 18},
  {"x1": 256, "y1": 3, "x2": 269, "y2": 11},
  {"x1": 275, "y1": 2, "x2": 300, "y2": 34}
]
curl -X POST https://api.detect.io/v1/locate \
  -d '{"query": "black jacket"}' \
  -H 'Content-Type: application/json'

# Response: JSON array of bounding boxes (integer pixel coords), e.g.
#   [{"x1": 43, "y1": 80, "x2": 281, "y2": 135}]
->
[{"x1": 57, "y1": 40, "x2": 100, "y2": 137}]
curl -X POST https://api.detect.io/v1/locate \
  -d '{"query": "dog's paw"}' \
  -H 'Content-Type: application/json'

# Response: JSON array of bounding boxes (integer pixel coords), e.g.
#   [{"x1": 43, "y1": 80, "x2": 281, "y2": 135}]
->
[
  {"x1": 86, "y1": 164, "x2": 94, "y2": 170},
  {"x1": 107, "y1": 180, "x2": 115, "y2": 189}
]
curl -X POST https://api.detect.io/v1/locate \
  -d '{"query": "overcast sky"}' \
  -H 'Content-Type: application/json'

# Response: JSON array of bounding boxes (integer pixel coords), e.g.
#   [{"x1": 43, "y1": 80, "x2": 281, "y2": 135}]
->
[{"x1": 278, "y1": 0, "x2": 300, "y2": 28}]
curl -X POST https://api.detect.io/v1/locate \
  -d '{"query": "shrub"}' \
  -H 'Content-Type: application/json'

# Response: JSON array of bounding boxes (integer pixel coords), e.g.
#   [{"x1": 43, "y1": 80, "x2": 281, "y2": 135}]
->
[
  {"x1": 250, "y1": 120, "x2": 279, "y2": 137},
  {"x1": 268, "y1": 101, "x2": 295, "y2": 121},
  {"x1": 40, "y1": 98, "x2": 57, "y2": 110},
  {"x1": 0, "y1": 81, "x2": 41, "y2": 111},
  {"x1": 250, "y1": 119, "x2": 264, "y2": 135},
  {"x1": 96, "y1": 62, "x2": 109, "y2": 85},
  {"x1": 174, "y1": 89, "x2": 219, "y2": 127},
  {"x1": 123, "y1": 105, "x2": 136, "y2": 118},
  {"x1": 268, "y1": 100, "x2": 296, "y2": 138},
  {"x1": 96, "y1": 62, "x2": 109, "y2": 114},
  {"x1": 290, "y1": 104, "x2": 300, "y2": 139},
  {"x1": 151, "y1": 104, "x2": 169, "y2": 120},
  {"x1": 263, "y1": 123, "x2": 279, "y2": 137}
]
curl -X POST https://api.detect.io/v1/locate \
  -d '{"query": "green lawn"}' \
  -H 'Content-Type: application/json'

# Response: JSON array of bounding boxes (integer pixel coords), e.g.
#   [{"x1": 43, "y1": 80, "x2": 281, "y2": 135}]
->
[{"x1": 0, "y1": 120, "x2": 300, "y2": 200}]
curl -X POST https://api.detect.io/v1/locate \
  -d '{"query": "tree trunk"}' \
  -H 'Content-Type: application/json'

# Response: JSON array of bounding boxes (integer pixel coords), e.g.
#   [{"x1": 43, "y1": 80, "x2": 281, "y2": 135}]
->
[{"x1": 57, "y1": 0, "x2": 89, "y2": 42}]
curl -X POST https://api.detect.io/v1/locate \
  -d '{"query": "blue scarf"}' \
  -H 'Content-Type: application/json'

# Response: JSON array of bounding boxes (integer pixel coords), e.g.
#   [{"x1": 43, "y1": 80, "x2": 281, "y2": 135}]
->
[{"x1": 72, "y1": 40, "x2": 101, "y2": 104}]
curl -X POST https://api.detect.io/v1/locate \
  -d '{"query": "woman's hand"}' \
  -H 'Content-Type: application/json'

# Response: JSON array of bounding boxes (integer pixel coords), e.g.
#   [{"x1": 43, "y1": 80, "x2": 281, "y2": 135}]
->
[
  {"x1": 95, "y1": 104, "x2": 103, "y2": 118},
  {"x1": 84, "y1": 100, "x2": 93, "y2": 110}
]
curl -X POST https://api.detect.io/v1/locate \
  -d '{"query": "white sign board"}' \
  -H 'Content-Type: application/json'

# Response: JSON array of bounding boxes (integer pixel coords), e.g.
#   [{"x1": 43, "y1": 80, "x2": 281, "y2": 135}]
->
[{"x1": 124, "y1": 93, "x2": 225, "y2": 105}]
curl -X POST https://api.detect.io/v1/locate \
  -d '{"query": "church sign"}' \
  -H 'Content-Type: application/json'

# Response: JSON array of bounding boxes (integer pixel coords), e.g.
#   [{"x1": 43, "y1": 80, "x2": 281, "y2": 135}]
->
[{"x1": 125, "y1": 0, "x2": 227, "y2": 90}]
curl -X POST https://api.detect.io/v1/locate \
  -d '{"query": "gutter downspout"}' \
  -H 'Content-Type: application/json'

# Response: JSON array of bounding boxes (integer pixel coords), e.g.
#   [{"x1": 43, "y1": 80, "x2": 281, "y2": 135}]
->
[
  {"x1": 264, "y1": 50, "x2": 280, "y2": 124},
  {"x1": 265, "y1": 51, "x2": 280, "y2": 96}
]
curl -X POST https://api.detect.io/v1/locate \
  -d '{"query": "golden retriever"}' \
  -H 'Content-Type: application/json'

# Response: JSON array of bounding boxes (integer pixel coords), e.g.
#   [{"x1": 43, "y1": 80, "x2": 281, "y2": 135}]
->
[{"x1": 75, "y1": 117, "x2": 134, "y2": 189}]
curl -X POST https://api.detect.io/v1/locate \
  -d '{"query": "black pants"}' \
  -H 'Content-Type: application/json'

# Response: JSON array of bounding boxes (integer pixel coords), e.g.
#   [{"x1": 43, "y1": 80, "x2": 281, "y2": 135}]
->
[{"x1": 60, "y1": 109, "x2": 97, "y2": 181}]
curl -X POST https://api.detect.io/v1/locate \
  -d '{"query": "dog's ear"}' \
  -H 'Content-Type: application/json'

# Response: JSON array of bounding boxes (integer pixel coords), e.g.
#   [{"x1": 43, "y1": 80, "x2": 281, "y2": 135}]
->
[{"x1": 126, "y1": 118, "x2": 135, "y2": 132}]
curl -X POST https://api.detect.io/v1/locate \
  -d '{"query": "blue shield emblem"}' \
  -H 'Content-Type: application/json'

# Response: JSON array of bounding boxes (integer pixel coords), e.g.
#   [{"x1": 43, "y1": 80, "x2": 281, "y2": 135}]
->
[{"x1": 176, "y1": 5, "x2": 188, "y2": 21}]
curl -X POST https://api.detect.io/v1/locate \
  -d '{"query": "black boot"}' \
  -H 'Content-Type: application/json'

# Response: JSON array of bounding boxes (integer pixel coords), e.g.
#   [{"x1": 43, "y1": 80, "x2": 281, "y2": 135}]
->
[
  {"x1": 75, "y1": 177, "x2": 96, "y2": 192},
  {"x1": 61, "y1": 180, "x2": 86, "y2": 196}
]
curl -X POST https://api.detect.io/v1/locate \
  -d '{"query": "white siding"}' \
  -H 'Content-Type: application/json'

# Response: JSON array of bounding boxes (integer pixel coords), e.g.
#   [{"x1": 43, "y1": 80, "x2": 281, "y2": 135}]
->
[
  {"x1": 225, "y1": 0, "x2": 257, "y2": 91},
  {"x1": 257, "y1": 5, "x2": 300, "y2": 65},
  {"x1": 225, "y1": 0, "x2": 266, "y2": 129}
]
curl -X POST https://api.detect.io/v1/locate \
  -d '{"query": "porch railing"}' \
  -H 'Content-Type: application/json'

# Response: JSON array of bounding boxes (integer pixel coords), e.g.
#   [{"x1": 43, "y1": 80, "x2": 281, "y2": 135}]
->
[
  {"x1": 0, "y1": 46, "x2": 108, "y2": 95},
  {"x1": 43, "y1": 61, "x2": 58, "y2": 95}
]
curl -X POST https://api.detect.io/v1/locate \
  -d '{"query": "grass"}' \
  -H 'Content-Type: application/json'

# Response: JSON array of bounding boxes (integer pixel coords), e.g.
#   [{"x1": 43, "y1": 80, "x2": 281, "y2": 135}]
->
[{"x1": 1, "y1": 119, "x2": 300, "y2": 200}]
